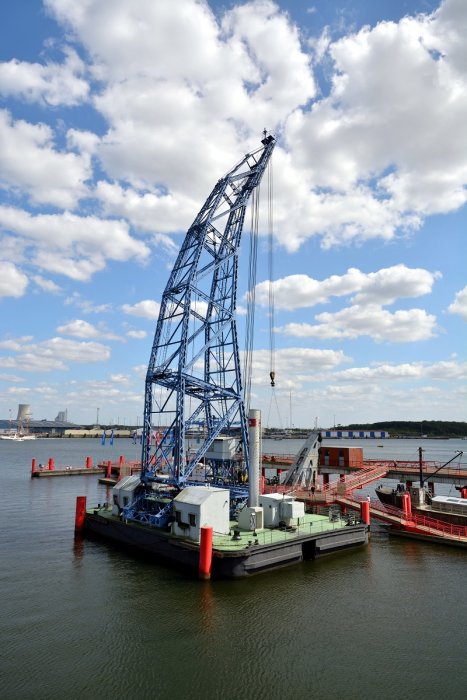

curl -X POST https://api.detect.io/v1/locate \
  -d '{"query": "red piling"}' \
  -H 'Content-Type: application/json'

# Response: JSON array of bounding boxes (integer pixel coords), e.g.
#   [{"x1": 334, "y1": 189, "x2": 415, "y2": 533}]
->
[
  {"x1": 48, "y1": 457, "x2": 54, "y2": 471},
  {"x1": 401, "y1": 492, "x2": 412, "y2": 520},
  {"x1": 461, "y1": 487, "x2": 467, "y2": 499},
  {"x1": 75, "y1": 496, "x2": 87, "y2": 532},
  {"x1": 31, "y1": 458, "x2": 36, "y2": 477},
  {"x1": 106, "y1": 460, "x2": 112, "y2": 479},
  {"x1": 199, "y1": 526, "x2": 213, "y2": 580},
  {"x1": 86, "y1": 456, "x2": 92, "y2": 469},
  {"x1": 360, "y1": 500, "x2": 370, "y2": 525}
]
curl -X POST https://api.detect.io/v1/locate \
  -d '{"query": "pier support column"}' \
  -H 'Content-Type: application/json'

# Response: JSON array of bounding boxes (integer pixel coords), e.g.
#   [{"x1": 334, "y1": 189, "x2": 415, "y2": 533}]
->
[
  {"x1": 248, "y1": 409, "x2": 261, "y2": 508},
  {"x1": 75, "y1": 496, "x2": 87, "y2": 532},
  {"x1": 360, "y1": 500, "x2": 370, "y2": 526},
  {"x1": 31, "y1": 458, "x2": 36, "y2": 477},
  {"x1": 86, "y1": 456, "x2": 92, "y2": 469},
  {"x1": 48, "y1": 457, "x2": 54, "y2": 471},
  {"x1": 199, "y1": 526, "x2": 213, "y2": 580}
]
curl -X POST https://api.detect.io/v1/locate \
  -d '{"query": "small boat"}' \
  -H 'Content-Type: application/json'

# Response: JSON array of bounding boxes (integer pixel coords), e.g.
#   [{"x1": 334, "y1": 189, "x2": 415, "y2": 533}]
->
[
  {"x1": 0, "y1": 431, "x2": 24, "y2": 441},
  {"x1": 0, "y1": 417, "x2": 36, "y2": 441}
]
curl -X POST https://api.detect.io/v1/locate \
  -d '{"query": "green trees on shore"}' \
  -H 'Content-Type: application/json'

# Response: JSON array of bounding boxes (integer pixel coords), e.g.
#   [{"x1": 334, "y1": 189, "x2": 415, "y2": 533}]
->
[{"x1": 337, "y1": 421, "x2": 466, "y2": 438}]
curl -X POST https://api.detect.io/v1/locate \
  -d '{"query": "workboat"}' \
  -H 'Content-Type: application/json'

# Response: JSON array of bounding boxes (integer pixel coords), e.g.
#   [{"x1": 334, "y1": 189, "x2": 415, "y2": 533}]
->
[
  {"x1": 375, "y1": 484, "x2": 467, "y2": 526},
  {"x1": 81, "y1": 134, "x2": 368, "y2": 578}
]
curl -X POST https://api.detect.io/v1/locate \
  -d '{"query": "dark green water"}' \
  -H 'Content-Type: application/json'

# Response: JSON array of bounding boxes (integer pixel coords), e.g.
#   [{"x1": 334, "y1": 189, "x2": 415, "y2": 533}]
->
[{"x1": 1, "y1": 439, "x2": 466, "y2": 700}]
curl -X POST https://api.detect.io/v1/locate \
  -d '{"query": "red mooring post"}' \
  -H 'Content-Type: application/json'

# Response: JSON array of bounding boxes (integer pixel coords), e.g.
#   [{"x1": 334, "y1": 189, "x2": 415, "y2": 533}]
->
[
  {"x1": 461, "y1": 487, "x2": 467, "y2": 499},
  {"x1": 360, "y1": 500, "x2": 370, "y2": 525},
  {"x1": 401, "y1": 492, "x2": 412, "y2": 520},
  {"x1": 86, "y1": 456, "x2": 92, "y2": 469},
  {"x1": 106, "y1": 460, "x2": 112, "y2": 479},
  {"x1": 31, "y1": 458, "x2": 36, "y2": 477},
  {"x1": 75, "y1": 496, "x2": 87, "y2": 532},
  {"x1": 48, "y1": 457, "x2": 54, "y2": 471},
  {"x1": 199, "y1": 526, "x2": 213, "y2": 580}
]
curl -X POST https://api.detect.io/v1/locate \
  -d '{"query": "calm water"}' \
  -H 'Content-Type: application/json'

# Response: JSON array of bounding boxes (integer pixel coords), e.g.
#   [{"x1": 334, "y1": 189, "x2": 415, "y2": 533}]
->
[{"x1": 1, "y1": 438, "x2": 466, "y2": 700}]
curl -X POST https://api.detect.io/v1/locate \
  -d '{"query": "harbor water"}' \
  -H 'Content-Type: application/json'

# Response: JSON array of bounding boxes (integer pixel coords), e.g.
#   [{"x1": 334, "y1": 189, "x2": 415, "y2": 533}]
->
[{"x1": 1, "y1": 438, "x2": 466, "y2": 699}]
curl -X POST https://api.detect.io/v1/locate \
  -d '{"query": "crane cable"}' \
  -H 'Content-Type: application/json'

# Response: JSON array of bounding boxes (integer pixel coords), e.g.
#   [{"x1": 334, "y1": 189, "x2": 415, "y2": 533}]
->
[
  {"x1": 268, "y1": 155, "x2": 275, "y2": 388},
  {"x1": 243, "y1": 185, "x2": 260, "y2": 416}
]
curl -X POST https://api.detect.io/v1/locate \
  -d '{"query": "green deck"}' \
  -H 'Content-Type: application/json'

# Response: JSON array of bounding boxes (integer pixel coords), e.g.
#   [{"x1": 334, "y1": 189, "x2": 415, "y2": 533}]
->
[
  {"x1": 87, "y1": 506, "x2": 353, "y2": 553},
  {"x1": 212, "y1": 513, "x2": 350, "y2": 551}
]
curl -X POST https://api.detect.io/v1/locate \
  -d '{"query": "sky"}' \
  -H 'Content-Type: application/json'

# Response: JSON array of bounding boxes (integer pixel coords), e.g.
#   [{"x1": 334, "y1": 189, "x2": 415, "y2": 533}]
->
[{"x1": 0, "y1": 0, "x2": 466, "y2": 429}]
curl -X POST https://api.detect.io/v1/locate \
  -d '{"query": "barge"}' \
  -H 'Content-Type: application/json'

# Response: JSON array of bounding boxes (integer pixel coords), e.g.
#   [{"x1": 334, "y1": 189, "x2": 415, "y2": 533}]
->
[{"x1": 84, "y1": 479, "x2": 368, "y2": 578}]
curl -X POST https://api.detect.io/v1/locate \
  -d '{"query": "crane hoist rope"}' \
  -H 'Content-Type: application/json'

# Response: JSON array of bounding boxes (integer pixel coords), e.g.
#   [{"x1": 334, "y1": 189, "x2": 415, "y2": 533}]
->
[
  {"x1": 243, "y1": 185, "x2": 260, "y2": 416},
  {"x1": 268, "y1": 154, "x2": 275, "y2": 389}
]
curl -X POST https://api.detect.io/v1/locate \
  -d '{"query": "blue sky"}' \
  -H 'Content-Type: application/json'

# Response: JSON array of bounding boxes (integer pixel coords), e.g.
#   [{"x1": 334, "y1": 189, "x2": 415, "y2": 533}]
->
[{"x1": 0, "y1": 0, "x2": 465, "y2": 428}]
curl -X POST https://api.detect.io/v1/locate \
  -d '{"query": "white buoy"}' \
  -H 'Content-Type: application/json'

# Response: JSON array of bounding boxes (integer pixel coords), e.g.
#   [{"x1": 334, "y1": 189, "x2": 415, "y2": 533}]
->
[{"x1": 248, "y1": 409, "x2": 261, "y2": 507}]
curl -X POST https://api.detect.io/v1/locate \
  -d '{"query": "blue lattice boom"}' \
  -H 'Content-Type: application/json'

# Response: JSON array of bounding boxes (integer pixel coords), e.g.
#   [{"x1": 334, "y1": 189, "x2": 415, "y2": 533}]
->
[{"x1": 141, "y1": 134, "x2": 275, "y2": 490}]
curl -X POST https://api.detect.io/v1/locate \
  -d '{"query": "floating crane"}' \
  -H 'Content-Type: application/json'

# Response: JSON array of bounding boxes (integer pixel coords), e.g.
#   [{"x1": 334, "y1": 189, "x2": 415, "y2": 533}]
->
[
  {"x1": 137, "y1": 133, "x2": 275, "y2": 522},
  {"x1": 81, "y1": 133, "x2": 370, "y2": 575}
]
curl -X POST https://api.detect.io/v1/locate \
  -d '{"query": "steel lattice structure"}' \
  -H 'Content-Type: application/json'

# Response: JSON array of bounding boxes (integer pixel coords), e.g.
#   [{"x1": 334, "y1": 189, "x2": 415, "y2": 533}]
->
[{"x1": 141, "y1": 134, "x2": 275, "y2": 489}]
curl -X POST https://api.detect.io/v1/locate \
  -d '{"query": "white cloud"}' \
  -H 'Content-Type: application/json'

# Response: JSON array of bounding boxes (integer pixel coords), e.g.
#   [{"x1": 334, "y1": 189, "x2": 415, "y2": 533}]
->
[
  {"x1": 127, "y1": 330, "x2": 147, "y2": 339},
  {"x1": 0, "y1": 47, "x2": 89, "y2": 106},
  {"x1": 331, "y1": 360, "x2": 467, "y2": 382},
  {"x1": 255, "y1": 265, "x2": 440, "y2": 310},
  {"x1": 95, "y1": 180, "x2": 194, "y2": 241},
  {"x1": 279, "y1": 305, "x2": 437, "y2": 342},
  {"x1": 281, "y1": 0, "x2": 467, "y2": 249},
  {"x1": 32, "y1": 275, "x2": 62, "y2": 294},
  {"x1": 0, "y1": 261, "x2": 28, "y2": 298},
  {"x1": 56, "y1": 319, "x2": 101, "y2": 339},
  {"x1": 448, "y1": 285, "x2": 467, "y2": 321},
  {"x1": 0, "y1": 336, "x2": 111, "y2": 372},
  {"x1": 0, "y1": 110, "x2": 91, "y2": 208},
  {"x1": 122, "y1": 299, "x2": 160, "y2": 320},
  {"x1": 63, "y1": 293, "x2": 113, "y2": 314},
  {"x1": 0, "y1": 206, "x2": 149, "y2": 281},
  {"x1": 57, "y1": 319, "x2": 122, "y2": 341},
  {"x1": 250, "y1": 347, "x2": 350, "y2": 381},
  {"x1": 0, "y1": 373, "x2": 25, "y2": 382}
]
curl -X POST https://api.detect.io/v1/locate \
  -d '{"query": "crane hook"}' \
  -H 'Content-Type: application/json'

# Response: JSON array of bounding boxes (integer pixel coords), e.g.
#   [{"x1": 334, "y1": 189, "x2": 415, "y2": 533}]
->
[{"x1": 269, "y1": 371, "x2": 275, "y2": 387}]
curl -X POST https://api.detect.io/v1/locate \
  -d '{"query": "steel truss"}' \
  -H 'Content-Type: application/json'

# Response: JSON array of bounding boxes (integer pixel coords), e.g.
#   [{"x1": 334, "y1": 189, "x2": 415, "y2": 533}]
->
[{"x1": 141, "y1": 134, "x2": 275, "y2": 490}]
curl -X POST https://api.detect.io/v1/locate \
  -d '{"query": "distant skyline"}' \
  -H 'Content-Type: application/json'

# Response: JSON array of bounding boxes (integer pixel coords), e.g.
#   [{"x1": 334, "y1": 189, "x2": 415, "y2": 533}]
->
[{"x1": 0, "y1": 0, "x2": 466, "y2": 427}]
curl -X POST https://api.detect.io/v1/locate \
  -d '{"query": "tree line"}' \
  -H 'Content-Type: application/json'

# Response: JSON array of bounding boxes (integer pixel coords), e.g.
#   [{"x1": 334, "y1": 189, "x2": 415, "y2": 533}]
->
[{"x1": 337, "y1": 421, "x2": 467, "y2": 438}]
